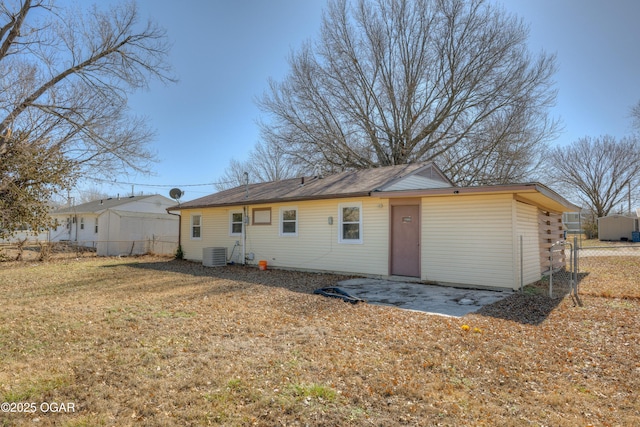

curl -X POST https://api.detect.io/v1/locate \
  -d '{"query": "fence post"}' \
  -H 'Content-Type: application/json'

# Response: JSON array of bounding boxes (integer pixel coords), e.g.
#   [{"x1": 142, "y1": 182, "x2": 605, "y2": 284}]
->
[
  {"x1": 574, "y1": 236, "x2": 582, "y2": 306},
  {"x1": 549, "y1": 244, "x2": 553, "y2": 298},
  {"x1": 573, "y1": 236, "x2": 578, "y2": 292}
]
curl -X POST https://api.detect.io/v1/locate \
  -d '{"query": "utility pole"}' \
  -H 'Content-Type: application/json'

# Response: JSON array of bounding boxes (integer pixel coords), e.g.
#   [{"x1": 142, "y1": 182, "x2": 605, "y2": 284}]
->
[{"x1": 629, "y1": 181, "x2": 632, "y2": 214}]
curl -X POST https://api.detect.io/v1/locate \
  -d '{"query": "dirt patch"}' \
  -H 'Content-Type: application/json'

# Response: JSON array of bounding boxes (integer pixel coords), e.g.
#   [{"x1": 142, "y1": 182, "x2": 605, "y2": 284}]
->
[{"x1": 0, "y1": 256, "x2": 638, "y2": 426}]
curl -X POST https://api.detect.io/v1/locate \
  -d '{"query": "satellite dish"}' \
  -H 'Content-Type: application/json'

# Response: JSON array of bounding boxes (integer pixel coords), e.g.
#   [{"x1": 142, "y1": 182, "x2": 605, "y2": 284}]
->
[{"x1": 169, "y1": 188, "x2": 183, "y2": 201}]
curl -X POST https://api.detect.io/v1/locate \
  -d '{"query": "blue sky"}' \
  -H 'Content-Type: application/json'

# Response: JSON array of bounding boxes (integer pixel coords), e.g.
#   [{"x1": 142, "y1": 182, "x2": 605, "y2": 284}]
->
[{"x1": 87, "y1": 0, "x2": 640, "y2": 201}]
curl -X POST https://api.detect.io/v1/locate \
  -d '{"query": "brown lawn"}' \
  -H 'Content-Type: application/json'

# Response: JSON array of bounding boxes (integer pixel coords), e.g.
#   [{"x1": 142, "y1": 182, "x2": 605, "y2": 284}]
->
[{"x1": 0, "y1": 255, "x2": 638, "y2": 426}]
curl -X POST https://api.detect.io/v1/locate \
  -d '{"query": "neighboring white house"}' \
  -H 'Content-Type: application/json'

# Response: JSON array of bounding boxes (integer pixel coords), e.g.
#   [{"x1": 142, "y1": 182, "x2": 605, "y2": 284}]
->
[
  {"x1": 50, "y1": 194, "x2": 179, "y2": 256},
  {"x1": 169, "y1": 163, "x2": 579, "y2": 290},
  {"x1": 0, "y1": 229, "x2": 49, "y2": 244},
  {"x1": 597, "y1": 213, "x2": 639, "y2": 241},
  {"x1": 562, "y1": 211, "x2": 592, "y2": 235}
]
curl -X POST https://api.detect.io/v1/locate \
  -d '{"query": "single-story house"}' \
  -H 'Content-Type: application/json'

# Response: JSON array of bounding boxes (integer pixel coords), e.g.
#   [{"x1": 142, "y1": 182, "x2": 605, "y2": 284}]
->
[
  {"x1": 597, "y1": 213, "x2": 639, "y2": 241},
  {"x1": 168, "y1": 163, "x2": 578, "y2": 290},
  {"x1": 50, "y1": 194, "x2": 179, "y2": 256}
]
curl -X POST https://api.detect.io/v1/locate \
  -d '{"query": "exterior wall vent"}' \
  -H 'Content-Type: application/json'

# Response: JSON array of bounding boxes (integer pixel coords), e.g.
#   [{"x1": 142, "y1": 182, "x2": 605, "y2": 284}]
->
[{"x1": 203, "y1": 247, "x2": 227, "y2": 267}]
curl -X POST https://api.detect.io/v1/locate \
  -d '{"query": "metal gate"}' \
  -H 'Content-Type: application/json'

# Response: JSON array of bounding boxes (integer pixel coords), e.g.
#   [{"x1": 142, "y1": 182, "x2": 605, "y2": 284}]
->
[{"x1": 548, "y1": 237, "x2": 582, "y2": 305}]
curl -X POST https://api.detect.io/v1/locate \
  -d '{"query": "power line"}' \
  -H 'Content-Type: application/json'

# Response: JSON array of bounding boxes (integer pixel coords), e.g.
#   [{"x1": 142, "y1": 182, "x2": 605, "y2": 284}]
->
[{"x1": 88, "y1": 177, "x2": 233, "y2": 188}]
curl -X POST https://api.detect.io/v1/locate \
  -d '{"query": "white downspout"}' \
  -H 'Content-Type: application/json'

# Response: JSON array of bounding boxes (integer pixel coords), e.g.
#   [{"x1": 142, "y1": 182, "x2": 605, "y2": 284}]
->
[
  {"x1": 242, "y1": 172, "x2": 249, "y2": 265},
  {"x1": 241, "y1": 206, "x2": 247, "y2": 265}
]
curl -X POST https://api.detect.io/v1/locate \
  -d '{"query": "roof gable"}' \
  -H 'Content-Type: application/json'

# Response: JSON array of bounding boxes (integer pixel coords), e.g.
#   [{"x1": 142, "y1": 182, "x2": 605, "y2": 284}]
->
[{"x1": 379, "y1": 163, "x2": 453, "y2": 191}]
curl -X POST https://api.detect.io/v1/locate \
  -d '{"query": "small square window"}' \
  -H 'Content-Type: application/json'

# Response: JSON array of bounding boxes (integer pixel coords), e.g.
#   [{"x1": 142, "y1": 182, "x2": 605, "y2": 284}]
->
[{"x1": 252, "y1": 208, "x2": 271, "y2": 225}]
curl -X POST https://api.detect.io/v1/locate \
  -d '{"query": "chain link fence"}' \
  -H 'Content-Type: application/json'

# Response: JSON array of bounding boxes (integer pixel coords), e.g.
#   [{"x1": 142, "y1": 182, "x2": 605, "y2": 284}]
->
[
  {"x1": 577, "y1": 243, "x2": 640, "y2": 258},
  {"x1": 542, "y1": 236, "x2": 640, "y2": 304},
  {"x1": 1, "y1": 236, "x2": 178, "y2": 262},
  {"x1": 547, "y1": 239, "x2": 580, "y2": 303}
]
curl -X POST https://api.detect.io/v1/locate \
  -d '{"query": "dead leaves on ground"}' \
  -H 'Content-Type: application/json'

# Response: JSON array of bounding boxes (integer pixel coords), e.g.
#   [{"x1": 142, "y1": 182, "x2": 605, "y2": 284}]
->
[{"x1": 0, "y1": 256, "x2": 638, "y2": 426}]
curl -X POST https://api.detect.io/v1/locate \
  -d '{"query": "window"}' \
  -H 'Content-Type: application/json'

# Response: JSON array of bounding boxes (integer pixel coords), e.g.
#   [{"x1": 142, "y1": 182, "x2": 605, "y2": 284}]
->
[
  {"x1": 252, "y1": 208, "x2": 271, "y2": 225},
  {"x1": 80, "y1": 217, "x2": 85, "y2": 230},
  {"x1": 230, "y1": 211, "x2": 243, "y2": 236},
  {"x1": 280, "y1": 207, "x2": 298, "y2": 236},
  {"x1": 191, "y1": 214, "x2": 202, "y2": 239},
  {"x1": 339, "y1": 202, "x2": 362, "y2": 244},
  {"x1": 94, "y1": 218, "x2": 99, "y2": 233}
]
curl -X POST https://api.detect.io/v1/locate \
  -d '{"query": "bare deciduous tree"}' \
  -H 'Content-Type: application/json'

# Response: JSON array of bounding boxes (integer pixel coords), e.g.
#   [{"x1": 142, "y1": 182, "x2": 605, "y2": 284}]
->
[
  {"x1": 214, "y1": 158, "x2": 250, "y2": 192},
  {"x1": 0, "y1": 0, "x2": 174, "y2": 238},
  {"x1": 547, "y1": 135, "x2": 640, "y2": 218},
  {"x1": 78, "y1": 187, "x2": 111, "y2": 204},
  {"x1": 257, "y1": 0, "x2": 559, "y2": 185},
  {"x1": 631, "y1": 100, "x2": 640, "y2": 131},
  {"x1": 215, "y1": 141, "x2": 304, "y2": 191}
]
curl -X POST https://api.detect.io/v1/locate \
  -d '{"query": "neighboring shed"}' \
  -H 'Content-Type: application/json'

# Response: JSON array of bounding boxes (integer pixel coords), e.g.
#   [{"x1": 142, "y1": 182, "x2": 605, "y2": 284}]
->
[
  {"x1": 50, "y1": 194, "x2": 179, "y2": 256},
  {"x1": 597, "y1": 214, "x2": 639, "y2": 241},
  {"x1": 169, "y1": 163, "x2": 578, "y2": 290}
]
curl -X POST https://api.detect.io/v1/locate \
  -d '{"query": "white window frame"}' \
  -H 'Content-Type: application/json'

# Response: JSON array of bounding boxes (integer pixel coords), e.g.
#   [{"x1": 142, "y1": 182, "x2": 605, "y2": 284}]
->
[
  {"x1": 94, "y1": 217, "x2": 99, "y2": 234},
  {"x1": 279, "y1": 206, "x2": 298, "y2": 237},
  {"x1": 80, "y1": 217, "x2": 85, "y2": 230},
  {"x1": 338, "y1": 202, "x2": 363, "y2": 244},
  {"x1": 229, "y1": 210, "x2": 243, "y2": 236},
  {"x1": 191, "y1": 214, "x2": 202, "y2": 240}
]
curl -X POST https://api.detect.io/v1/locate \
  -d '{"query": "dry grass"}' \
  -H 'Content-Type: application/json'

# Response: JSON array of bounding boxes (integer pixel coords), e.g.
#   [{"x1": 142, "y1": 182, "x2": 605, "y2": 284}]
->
[
  {"x1": 0, "y1": 256, "x2": 638, "y2": 426},
  {"x1": 578, "y1": 256, "x2": 640, "y2": 299}
]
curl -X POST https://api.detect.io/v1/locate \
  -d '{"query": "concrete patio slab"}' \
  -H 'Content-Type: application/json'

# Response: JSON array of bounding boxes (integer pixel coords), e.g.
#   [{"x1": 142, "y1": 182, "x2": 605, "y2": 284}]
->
[{"x1": 337, "y1": 278, "x2": 513, "y2": 317}]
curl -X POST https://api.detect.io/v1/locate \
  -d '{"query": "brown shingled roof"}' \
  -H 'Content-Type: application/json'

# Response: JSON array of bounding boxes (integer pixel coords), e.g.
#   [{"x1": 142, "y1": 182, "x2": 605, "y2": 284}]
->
[{"x1": 172, "y1": 163, "x2": 440, "y2": 210}]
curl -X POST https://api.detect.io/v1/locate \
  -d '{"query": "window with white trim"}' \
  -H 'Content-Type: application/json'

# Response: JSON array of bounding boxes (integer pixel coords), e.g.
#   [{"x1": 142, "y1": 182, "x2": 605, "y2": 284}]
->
[
  {"x1": 94, "y1": 218, "x2": 99, "y2": 233},
  {"x1": 80, "y1": 217, "x2": 85, "y2": 230},
  {"x1": 230, "y1": 211, "x2": 243, "y2": 236},
  {"x1": 191, "y1": 214, "x2": 202, "y2": 239},
  {"x1": 339, "y1": 202, "x2": 362, "y2": 243},
  {"x1": 280, "y1": 207, "x2": 298, "y2": 236}
]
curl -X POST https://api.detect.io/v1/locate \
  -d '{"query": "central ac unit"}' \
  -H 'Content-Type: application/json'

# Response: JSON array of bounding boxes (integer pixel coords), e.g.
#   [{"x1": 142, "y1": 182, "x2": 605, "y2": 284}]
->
[{"x1": 203, "y1": 247, "x2": 227, "y2": 267}]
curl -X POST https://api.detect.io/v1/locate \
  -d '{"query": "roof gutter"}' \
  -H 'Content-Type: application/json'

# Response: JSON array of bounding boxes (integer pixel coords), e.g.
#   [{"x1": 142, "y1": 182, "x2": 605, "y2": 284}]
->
[
  {"x1": 168, "y1": 191, "x2": 373, "y2": 211},
  {"x1": 374, "y1": 183, "x2": 539, "y2": 198}
]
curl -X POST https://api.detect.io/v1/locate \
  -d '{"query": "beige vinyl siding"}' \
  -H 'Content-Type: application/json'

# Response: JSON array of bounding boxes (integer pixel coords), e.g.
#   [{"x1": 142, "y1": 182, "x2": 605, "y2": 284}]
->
[
  {"x1": 422, "y1": 194, "x2": 517, "y2": 289},
  {"x1": 515, "y1": 201, "x2": 542, "y2": 286},
  {"x1": 180, "y1": 197, "x2": 390, "y2": 276},
  {"x1": 180, "y1": 208, "x2": 239, "y2": 262}
]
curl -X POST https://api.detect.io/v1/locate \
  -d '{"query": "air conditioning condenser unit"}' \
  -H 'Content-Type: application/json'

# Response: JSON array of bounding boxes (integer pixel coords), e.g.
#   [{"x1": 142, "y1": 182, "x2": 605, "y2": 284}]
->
[{"x1": 202, "y1": 247, "x2": 227, "y2": 267}]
